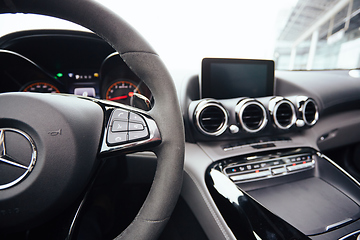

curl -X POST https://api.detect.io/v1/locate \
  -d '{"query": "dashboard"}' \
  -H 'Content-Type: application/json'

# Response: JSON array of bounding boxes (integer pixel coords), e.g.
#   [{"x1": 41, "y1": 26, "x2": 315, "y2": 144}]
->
[
  {"x1": 3, "y1": 29, "x2": 360, "y2": 240},
  {"x1": 0, "y1": 30, "x2": 152, "y2": 110}
]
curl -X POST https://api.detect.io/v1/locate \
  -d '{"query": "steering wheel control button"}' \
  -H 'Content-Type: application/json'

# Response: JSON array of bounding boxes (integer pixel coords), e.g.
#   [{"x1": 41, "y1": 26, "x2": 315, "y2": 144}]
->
[
  {"x1": 0, "y1": 128, "x2": 37, "y2": 190},
  {"x1": 129, "y1": 122, "x2": 145, "y2": 131},
  {"x1": 111, "y1": 120, "x2": 128, "y2": 132},
  {"x1": 128, "y1": 129, "x2": 149, "y2": 141},
  {"x1": 103, "y1": 107, "x2": 161, "y2": 151},
  {"x1": 108, "y1": 132, "x2": 128, "y2": 144},
  {"x1": 129, "y1": 112, "x2": 146, "y2": 125},
  {"x1": 107, "y1": 109, "x2": 153, "y2": 145},
  {"x1": 112, "y1": 109, "x2": 129, "y2": 120}
]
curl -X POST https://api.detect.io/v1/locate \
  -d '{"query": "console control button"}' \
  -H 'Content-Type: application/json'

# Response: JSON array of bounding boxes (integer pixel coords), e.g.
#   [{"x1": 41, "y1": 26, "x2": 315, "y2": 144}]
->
[
  {"x1": 226, "y1": 168, "x2": 240, "y2": 174},
  {"x1": 272, "y1": 161, "x2": 281, "y2": 166},
  {"x1": 253, "y1": 164, "x2": 261, "y2": 169},
  {"x1": 230, "y1": 170, "x2": 271, "y2": 181},
  {"x1": 272, "y1": 167, "x2": 286, "y2": 175},
  {"x1": 287, "y1": 162, "x2": 314, "y2": 172}
]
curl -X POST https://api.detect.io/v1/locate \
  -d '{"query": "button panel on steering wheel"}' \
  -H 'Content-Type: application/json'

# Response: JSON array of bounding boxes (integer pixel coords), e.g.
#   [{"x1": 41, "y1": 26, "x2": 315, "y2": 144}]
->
[{"x1": 107, "y1": 109, "x2": 149, "y2": 145}]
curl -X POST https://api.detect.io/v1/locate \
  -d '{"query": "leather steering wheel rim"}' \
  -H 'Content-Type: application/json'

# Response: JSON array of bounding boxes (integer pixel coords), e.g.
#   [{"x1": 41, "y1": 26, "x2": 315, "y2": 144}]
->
[{"x1": 0, "y1": 0, "x2": 185, "y2": 239}]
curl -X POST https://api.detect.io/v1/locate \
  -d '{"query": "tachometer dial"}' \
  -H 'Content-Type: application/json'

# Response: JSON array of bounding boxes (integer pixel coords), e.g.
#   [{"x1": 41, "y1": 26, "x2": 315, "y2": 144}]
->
[
  {"x1": 106, "y1": 80, "x2": 141, "y2": 104},
  {"x1": 22, "y1": 82, "x2": 60, "y2": 93}
]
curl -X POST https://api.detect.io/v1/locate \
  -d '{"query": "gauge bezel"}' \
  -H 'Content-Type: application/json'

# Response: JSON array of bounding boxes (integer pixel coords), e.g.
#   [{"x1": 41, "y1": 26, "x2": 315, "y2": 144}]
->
[
  {"x1": 104, "y1": 79, "x2": 152, "y2": 110},
  {"x1": 20, "y1": 81, "x2": 61, "y2": 93},
  {"x1": 105, "y1": 79, "x2": 142, "y2": 101}
]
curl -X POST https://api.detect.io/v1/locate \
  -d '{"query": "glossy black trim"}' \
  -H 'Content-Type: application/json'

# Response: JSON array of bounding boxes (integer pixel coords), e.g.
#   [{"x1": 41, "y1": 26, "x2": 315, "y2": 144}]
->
[
  {"x1": 205, "y1": 147, "x2": 360, "y2": 239},
  {"x1": 205, "y1": 167, "x2": 310, "y2": 240}
]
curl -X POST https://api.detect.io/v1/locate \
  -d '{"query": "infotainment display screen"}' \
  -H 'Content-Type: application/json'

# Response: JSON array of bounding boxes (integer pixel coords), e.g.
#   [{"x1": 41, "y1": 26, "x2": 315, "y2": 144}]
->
[{"x1": 201, "y1": 58, "x2": 274, "y2": 99}]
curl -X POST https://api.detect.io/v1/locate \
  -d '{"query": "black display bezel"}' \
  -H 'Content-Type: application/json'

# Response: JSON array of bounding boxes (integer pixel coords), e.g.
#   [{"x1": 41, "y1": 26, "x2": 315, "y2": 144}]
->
[{"x1": 201, "y1": 58, "x2": 275, "y2": 99}]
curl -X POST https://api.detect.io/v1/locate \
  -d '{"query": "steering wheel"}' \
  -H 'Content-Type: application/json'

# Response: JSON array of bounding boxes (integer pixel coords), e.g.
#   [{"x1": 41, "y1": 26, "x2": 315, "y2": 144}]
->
[{"x1": 0, "y1": 0, "x2": 185, "y2": 239}]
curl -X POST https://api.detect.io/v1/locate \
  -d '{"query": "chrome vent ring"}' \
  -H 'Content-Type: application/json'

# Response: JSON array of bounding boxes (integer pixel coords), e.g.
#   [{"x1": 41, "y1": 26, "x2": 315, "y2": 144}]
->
[
  {"x1": 236, "y1": 99, "x2": 267, "y2": 133},
  {"x1": 194, "y1": 100, "x2": 228, "y2": 136},
  {"x1": 303, "y1": 99, "x2": 319, "y2": 126},
  {"x1": 273, "y1": 99, "x2": 296, "y2": 129}
]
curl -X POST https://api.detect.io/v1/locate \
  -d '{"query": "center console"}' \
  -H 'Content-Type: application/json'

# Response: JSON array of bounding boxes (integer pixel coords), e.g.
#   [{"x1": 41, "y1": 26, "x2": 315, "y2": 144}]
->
[{"x1": 206, "y1": 148, "x2": 360, "y2": 239}]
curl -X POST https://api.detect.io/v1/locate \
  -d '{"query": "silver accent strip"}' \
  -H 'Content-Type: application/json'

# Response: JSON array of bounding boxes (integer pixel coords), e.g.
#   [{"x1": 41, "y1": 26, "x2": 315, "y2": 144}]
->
[
  {"x1": 319, "y1": 152, "x2": 360, "y2": 188},
  {"x1": 133, "y1": 92, "x2": 152, "y2": 109},
  {"x1": 272, "y1": 99, "x2": 296, "y2": 130},
  {"x1": 326, "y1": 218, "x2": 352, "y2": 231},
  {"x1": 194, "y1": 100, "x2": 228, "y2": 136},
  {"x1": 0, "y1": 128, "x2": 37, "y2": 190},
  {"x1": 339, "y1": 229, "x2": 360, "y2": 240},
  {"x1": 67, "y1": 192, "x2": 87, "y2": 239},
  {"x1": 235, "y1": 99, "x2": 268, "y2": 133}
]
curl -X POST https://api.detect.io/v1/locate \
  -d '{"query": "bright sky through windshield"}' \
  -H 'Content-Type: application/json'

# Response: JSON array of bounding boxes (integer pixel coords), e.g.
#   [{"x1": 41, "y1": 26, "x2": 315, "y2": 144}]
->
[
  {"x1": 0, "y1": 0, "x2": 298, "y2": 75},
  {"x1": 96, "y1": 0, "x2": 298, "y2": 73}
]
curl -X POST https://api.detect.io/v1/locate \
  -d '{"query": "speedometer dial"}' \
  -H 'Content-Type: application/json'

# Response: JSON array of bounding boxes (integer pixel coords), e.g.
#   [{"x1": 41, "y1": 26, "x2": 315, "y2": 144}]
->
[
  {"x1": 106, "y1": 80, "x2": 141, "y2": 105},
  {"x1": 22, "y1": 82, "x2": 60, "y2": 93}
]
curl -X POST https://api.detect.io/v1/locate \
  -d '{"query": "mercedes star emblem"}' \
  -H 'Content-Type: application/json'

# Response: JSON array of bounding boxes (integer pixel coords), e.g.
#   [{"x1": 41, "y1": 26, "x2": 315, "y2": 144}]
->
[{"x1": 0, "y1": 128, "x2": 37, "y2": 190}]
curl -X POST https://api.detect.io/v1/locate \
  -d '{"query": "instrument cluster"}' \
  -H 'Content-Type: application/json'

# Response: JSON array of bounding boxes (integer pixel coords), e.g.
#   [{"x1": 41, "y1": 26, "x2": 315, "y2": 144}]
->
[
  {"x1": 17, "y1": 53, "x2": 152, "y2": 111},
  {"x1": 0, "y1": 30, "x2": 152, "y2": 111}
]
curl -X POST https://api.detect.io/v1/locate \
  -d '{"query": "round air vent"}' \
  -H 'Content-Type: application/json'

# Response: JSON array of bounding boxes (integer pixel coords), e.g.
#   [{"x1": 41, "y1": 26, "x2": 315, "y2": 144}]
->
[
  {"x1": 236, "y1": 100, "x2": 267, "y2": 133},
  {"x1": 273, "y1": 99, "x2": 296, "y2": 129},
  {"x1": 303, "y1": 99, "x2": 318, "y2": 126},
  {"x1": 194, "y1": 100, "x2": 228, "y2": 136}
]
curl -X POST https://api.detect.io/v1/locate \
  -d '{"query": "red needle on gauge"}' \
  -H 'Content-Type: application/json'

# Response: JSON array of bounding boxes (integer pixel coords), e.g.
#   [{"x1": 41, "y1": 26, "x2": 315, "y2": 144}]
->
[{"x1": 108, "y1": 92, "x2": 134, "y2": 101}]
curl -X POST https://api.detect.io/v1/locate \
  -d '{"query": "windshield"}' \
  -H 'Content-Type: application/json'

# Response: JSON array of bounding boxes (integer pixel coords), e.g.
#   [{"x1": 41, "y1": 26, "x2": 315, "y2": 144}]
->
[{"x1": 0, "y1": 0, "x2": 359, "y2": 74}]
